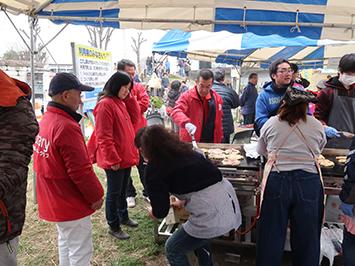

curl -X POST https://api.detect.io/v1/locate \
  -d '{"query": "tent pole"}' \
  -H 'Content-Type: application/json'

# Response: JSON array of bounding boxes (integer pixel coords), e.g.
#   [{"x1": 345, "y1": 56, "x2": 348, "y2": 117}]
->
[
  {"x1": 29, "y1": 17, "x2": 35, "y2": 108},
  {"x1": 152, "y1": 51, "x2": 157, "y2": 96},
  {"x1": 238, "y1": 61, "x2": 243, "y2": 95},
  {"x1": 29, "y1": 16, "x2": 37, "y2": 204},
  {"x1": 2, "y1": 9, "x2": 31, "y2": 51}
]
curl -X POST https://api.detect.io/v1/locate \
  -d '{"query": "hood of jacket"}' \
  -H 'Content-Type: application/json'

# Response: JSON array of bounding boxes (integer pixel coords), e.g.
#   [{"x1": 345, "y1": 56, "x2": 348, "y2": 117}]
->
[
  {"x1": 168, "y1": 88, "x2": 180, "y2": 98},
  {"x1": 0, "y1": 70, "x2": 31, "y2": 107},
  {"x1": 325, "y1": 76, "x2": 350, "y2": 90}
]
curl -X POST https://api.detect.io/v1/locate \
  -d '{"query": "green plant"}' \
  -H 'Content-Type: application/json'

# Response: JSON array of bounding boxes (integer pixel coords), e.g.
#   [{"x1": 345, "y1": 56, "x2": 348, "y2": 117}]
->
[{"x1": 150, "y1": 96, "x2": 164, "y2": 109}]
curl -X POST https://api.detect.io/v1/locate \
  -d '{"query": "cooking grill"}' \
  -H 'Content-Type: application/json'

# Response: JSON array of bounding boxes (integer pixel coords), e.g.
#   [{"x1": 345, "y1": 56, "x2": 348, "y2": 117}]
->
[{"x1": 197, "y1": 144, "x2": 346, "y2": 196}]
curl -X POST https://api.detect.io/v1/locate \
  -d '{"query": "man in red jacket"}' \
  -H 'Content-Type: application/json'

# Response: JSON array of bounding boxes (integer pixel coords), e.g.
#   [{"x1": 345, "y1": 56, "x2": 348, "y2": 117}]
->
[
  {"x1": 33, "y1": 73, "x2": 104, "y2": 266},
  {"x1": 117, "y1": 59, "x2": 150, "y2": 207},
  {"x1": 171, "y1": 69, "x2": 224, "y2": 143}
]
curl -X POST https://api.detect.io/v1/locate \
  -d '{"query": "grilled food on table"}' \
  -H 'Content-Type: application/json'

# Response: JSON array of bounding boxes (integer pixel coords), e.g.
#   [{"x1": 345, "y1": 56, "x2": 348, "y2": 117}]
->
[
  {"x1": 226, "y1": 153, "x2": 244, "y2": 160},
  {"x1": 336, "y1": 156, "x2": 347, "y2": 164},
  {"x1": 318, "y1": 157, "x2": 335, "y2": 168},
  {"x1": 224, "y1": 148, "x2": 241, "y2": 155},
  {"x1": 222, "y1": 158, "x2": 241, "y2": 166}
]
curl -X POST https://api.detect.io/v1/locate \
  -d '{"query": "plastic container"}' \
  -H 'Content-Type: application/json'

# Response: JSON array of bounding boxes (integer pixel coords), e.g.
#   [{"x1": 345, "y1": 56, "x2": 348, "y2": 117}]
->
[
  {"x1": 146, "y1": 112, "x2": 165, "y2": 127},
  {"x1": 325, "y1": 195, "x2": 344, "y2": 223}
]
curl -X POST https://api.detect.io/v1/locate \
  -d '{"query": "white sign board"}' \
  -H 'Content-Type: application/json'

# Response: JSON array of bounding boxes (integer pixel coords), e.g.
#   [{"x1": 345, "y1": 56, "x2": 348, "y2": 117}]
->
[
  {"x1": 327, "y1": 57, "x2": 341, "y2": 70},
  {"x1": 71, "y1": 43, "x2": 113, "y2": 102}
]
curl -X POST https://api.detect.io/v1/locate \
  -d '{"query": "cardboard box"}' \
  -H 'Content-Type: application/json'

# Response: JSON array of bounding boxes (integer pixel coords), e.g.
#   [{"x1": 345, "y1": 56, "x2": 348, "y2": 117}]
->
[
  {"x1": 166, "y1": 196, "x2": 180, "y2": 225},
  {"x1": 166, "y1": 206, "x2": 180, "y2": 224},
  {"x1": 178, "y1": 208, "x2": 190, "y2": 220}
]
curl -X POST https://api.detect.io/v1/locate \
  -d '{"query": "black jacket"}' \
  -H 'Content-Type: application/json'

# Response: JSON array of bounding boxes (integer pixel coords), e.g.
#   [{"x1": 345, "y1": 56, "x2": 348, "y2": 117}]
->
[
  {"x1": 340, "y1": 138, "x2": 355, "y2": 204},
  {"x1": 167, "y1": 88, "x2": 181, "y2": 108},
  {"x1": 212, "y1": 81, "x2": 240, "y2": 135},
  {"x1": 145, "y1": 152, "x2": 222, "y2": 218},
  {"x1": 0, "y1": 96, "x2": 39, "y2": 244}
]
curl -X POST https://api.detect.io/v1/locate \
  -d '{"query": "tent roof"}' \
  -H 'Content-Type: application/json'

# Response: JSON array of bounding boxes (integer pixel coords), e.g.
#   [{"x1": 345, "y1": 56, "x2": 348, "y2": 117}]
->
[
  {"x1": 1, "y1": 0, "x2": 355, "y2": 41},
  {"x1": 152, "y1": 29, "x2": 355, "y2": 69}
]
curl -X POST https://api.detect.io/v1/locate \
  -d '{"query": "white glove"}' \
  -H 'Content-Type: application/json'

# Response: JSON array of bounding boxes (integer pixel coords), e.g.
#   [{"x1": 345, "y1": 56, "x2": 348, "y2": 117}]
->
[{"x1": 185, "y1": 122, "x2": 197, "y2": 135}]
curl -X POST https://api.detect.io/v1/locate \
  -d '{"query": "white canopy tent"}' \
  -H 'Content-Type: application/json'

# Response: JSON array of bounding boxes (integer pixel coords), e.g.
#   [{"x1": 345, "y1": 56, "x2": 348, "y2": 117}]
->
[
  {"x1": 1, "y1": 0, "x2": 355, "y2": 101},
  {"x1": 152, "y1": 29, "x2": 355, "y2": 70},
  {"x1": 1, "y1": 0, "x2": 355, "y2": 40}
]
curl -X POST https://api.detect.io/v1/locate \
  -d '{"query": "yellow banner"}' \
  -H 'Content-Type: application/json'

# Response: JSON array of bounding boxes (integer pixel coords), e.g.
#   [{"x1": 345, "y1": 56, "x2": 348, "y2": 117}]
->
[{"x1": 76, "y1": 45, "x2": 112, "y2": 61}]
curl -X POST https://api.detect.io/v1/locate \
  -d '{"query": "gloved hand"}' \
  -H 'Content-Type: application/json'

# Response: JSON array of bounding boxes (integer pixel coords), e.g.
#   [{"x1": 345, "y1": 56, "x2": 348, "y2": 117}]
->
[
  {"x1": 185, "y1": 122, "x2": 197, "y2": 135},
  {"x1": 325, "y1": 126, "x2": 340, "y2": 138},
  {"x1": 341, "y1": 201, "x2": 354, "y2": 217}
]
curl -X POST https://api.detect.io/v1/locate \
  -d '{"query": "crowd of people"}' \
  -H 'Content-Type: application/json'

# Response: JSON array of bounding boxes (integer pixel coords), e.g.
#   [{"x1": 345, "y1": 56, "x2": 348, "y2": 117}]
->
[{"x1": 2, "y1": 53, "x2": 355, "y2": 266}]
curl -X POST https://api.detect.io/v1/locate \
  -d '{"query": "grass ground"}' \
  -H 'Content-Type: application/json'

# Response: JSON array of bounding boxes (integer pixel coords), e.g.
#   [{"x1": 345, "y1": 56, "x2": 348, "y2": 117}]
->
[{"x1": 18, "y1": 162, "x2": 169, "y2": 266}]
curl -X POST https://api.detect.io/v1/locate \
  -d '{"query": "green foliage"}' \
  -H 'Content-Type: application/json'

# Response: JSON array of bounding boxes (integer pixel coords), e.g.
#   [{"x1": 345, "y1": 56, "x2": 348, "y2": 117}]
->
[{"x1": 150, "y1": 96, "x2": 164, "y2": 109}]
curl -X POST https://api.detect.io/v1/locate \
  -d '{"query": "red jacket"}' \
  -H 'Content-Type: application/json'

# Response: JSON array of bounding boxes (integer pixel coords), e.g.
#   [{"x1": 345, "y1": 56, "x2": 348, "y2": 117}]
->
[
  {"x1": 171, "y1": 86, "x2": 223, "y2": 143},
  {"x1": 131, "y1": 81, "x2": 149, "y2": 133},
  {"x1": 33, "y1": 104, "x2": 104, "y2": 222},
  {"x1": 87, "y1": 96, "x2": 140, "y2": 169}
]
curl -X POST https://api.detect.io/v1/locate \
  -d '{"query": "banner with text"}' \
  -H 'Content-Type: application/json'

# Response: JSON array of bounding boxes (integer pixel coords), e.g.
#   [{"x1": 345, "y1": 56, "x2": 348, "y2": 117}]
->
[{"x1": 71, "y1": 43, "x2": 113, "y2": 102}]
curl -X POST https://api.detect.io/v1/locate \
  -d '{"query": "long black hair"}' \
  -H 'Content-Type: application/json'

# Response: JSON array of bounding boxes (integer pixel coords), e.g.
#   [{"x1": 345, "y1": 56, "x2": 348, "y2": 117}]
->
[
  {"x1": 98, "y1": 71, "x2": 132, "y2": 101},
  {"x1": 135, "y1": 125, "x2": 192, "y2": 167}
]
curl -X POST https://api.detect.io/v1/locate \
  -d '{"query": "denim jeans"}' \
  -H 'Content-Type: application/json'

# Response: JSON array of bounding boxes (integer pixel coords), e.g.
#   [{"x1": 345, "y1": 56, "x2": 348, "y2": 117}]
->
[
  {"x1": 256, "y1": 170, "x2": 324, "y2": 266},
  {"x1": 126, "y1": 154, "x2": 148, "y2": 198},
  {"x1": 343, "y1": 226, "x2": 355, "y2": 266},
  {"x1": 105, "y1": 167, "x2": 131, "y2": 230},
  {"x1": 165, "y1": 226, "x2": 213, "y2": 266},
  {"x1": 179, "y1": 68, "x2": 185, "y2": 77},
  {"x1": 243, "y1": 113, "x2": 255, "y2": 125}
]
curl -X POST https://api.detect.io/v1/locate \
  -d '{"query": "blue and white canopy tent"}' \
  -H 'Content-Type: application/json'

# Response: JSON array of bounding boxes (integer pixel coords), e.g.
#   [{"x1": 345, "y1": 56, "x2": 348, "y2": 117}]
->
[
  {"x1": 1, "y1": 0, "x2": 355, "y2": 41},
  {"x1": 1, "y1": 0, "x2": 355, "y2": 99},
  {"x1": 152, "y1": 29, "x2": 355, "y2": 70}
]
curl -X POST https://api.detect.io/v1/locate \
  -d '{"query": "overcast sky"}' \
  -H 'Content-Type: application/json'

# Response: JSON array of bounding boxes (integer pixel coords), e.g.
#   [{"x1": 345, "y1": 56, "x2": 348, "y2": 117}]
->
[{"x1": 0, "y1": 12, "x2": 166, "y2": 67}]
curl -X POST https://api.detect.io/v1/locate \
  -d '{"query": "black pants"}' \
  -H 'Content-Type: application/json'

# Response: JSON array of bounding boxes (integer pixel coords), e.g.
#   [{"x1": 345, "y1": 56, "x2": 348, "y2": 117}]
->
[{"x1": 126, "y1": 153, "x2": 148, "y2": 197}]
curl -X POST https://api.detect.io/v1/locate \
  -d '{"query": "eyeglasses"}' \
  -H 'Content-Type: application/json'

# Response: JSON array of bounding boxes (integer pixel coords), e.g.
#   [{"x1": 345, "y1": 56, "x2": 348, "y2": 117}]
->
[
  {"x1": 67, "y1": 90, "x2": 82, "y2": 98},
  {"x1": 277, "y1": 69, "x2": 294, "y2": 75}
]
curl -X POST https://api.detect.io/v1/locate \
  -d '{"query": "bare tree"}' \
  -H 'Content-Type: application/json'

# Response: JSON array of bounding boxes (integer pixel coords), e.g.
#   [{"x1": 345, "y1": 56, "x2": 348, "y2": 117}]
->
[
  {"x1": 131, "y1": 32, "x2": 147, "y2": 74},
  {"x1": 86, "y1": 26, "x2": 114, "y2": 50},
  {"x1": 19, "y1": 23, "x2": 48, "y2": 63}
]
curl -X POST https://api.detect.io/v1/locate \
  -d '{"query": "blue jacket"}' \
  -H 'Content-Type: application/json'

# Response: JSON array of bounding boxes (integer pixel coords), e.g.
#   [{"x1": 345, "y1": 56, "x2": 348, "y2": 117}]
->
[
  {"x1": 240, "y1": 81, "x2": 258, "y2": 115},
  {"x1": 255, "y1": 81, "x2": 305, "y2": 129},
  {"x1": 161, "y1": 77, "x2": 169, "y2": 88},
  {"x1": 340, "y1": 138, "x2": 355, "y2": 204},
  {"x1": 212, "y1": 81, "x2": 239, "y2": 135},
  {"x1": 165, "y1": 61, "x2": 170, "y2": 70}
]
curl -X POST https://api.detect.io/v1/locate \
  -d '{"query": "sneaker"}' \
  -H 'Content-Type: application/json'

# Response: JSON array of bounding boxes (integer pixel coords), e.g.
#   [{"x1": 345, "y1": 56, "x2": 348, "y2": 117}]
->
[
  {"x1": 126, "y1": 197, "x2": 136, "y2": 208},
  {"x1": 107, "y1": 227, "x2": 130, "y2": 240},
  {"x1": 121, "y1": 218, "x2": 139, "y2": 227}
]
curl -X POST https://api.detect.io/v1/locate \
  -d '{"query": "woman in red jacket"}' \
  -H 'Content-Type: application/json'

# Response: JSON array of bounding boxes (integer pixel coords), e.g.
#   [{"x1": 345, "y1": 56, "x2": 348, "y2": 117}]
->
[{"x1": 88, "y1": 71, "x2": 140, "y2": 240}]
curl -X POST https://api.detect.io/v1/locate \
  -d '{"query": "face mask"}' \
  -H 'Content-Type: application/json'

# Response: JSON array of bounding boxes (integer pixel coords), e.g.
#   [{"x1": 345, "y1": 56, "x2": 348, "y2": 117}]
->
[{"x1": 341, "y1": 74, "x2": 355, "y2": 86}]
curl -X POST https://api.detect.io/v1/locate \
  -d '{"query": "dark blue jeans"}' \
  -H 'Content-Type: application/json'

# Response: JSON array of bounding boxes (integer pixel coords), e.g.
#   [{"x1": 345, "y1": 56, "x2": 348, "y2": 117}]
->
[
  {"x1": 126, "y1": 153, "x2": 148, "y2": 198},
  {"x1": 105, "y1": 167, "x2": 131, "y2": 230},
  {"x1": 343, "y1": 226, "x2": 355, "y2": 266},
  {"x1": 256, "y1": 170, "x2": 324, "y2": 266},
  {"x1": 243, "y1": 113, "x2": 255, "y2": 125},
  {"x1": 165, "y1": 226, "x2": 213, "y2": 266}
]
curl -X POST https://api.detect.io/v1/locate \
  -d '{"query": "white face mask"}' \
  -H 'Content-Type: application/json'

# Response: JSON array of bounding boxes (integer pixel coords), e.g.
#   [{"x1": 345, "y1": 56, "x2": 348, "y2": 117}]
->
[{"x1": 341, "y1": 74, "x2": 355, "y2": 86}]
